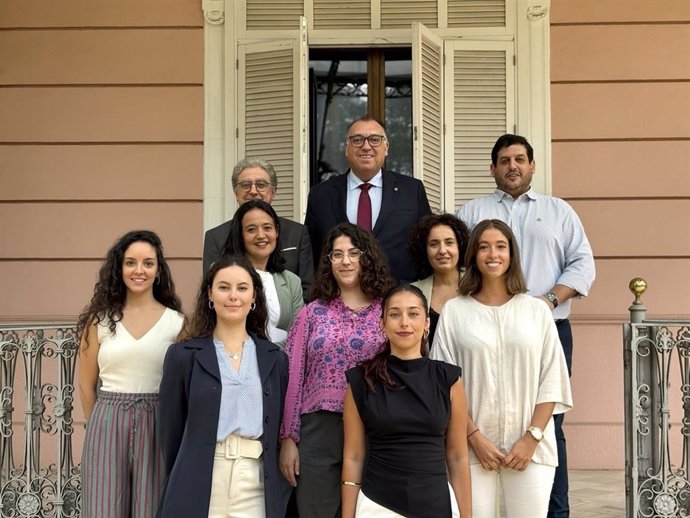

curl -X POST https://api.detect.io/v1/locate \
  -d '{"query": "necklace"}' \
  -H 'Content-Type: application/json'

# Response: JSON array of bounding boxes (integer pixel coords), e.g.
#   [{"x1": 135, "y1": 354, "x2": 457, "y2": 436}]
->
[{"x1": 213, "y1": 336, "x2": 244, "y2": 361}]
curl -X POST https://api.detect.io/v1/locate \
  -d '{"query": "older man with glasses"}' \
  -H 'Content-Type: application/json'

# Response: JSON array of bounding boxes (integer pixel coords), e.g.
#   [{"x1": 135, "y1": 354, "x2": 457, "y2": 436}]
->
[
  {"x1": 203, "y1": 158, "x2": 314, "y2": 296},
  {"x1": 305, "y1": 115, "x2": 431, "y2": 282}
]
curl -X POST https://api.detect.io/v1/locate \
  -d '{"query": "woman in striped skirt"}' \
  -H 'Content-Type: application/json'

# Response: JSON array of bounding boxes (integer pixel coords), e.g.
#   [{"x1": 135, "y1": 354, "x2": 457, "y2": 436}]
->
[{"x1": 78, "y1": 230, "x2": 184, "y2": 518}]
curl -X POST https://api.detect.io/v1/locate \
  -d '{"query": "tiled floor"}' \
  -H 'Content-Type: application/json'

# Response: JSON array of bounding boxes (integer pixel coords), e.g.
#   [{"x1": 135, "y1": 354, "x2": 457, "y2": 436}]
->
[{"x1": 570, "y1": 470, "x2": 625, "y2": 518}]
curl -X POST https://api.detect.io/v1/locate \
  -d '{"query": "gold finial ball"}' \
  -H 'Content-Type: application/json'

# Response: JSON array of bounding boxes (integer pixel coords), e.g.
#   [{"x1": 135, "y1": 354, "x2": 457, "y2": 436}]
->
[{"x1": 629, "y1": 277, "x2": 647, "y2": 304}]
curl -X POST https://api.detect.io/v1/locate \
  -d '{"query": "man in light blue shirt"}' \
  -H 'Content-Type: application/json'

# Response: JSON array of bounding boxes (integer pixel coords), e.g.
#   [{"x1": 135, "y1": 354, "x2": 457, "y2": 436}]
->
[{"x1": 456, "y1": 134, "x2": 595, "y2": 518}]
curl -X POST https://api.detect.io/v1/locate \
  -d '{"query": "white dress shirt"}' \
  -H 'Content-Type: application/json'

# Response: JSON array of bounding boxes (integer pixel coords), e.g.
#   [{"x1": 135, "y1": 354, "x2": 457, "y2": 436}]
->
[{"x1": 456, "y1": 188, "x2": 595, "y2": 320}]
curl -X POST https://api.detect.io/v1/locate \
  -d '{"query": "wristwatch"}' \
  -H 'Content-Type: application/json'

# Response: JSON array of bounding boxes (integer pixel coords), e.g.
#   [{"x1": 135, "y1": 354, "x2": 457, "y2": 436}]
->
[
  {"x1": 527, "y1": 426, "x2": 544, "y2": 442},
  {"x1": 544, "y1": 292, "x2": 559, "y2": 308}
]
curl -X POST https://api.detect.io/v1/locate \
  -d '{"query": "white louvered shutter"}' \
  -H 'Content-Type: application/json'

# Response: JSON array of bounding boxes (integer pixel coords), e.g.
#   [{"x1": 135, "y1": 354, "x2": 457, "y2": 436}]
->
[
  {"x1": 444, "y1": 40, "x2": 514, "y2": 208},
  {"x1": 381, "y1": 0, "x2": 438, "y2": 28},
  {"x1": 412, "y1": 23, "x2": 444, "y2": 213},
  {"x1": 313, "y1": 0, "x2": 371, "y2": 29},
  {"x1": 446, "y1": 0, "x2": 506, "y2": 28},
  {"x1": 245, "y1": 0, "x2": 304, "y2": 30},
  {"x1": 237, "y1": 19, "x2": 309, "y2": 221}
]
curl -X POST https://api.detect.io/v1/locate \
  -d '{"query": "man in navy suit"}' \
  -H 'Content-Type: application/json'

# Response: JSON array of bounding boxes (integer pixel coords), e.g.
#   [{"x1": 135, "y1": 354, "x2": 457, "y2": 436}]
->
[{"x1": 305, "y1": 115, "x2": 431, "y2": 282}]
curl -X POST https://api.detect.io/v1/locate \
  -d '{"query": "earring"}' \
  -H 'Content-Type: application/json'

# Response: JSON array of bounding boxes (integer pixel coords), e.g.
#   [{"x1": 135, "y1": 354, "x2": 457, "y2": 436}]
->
[
  {"x1": 155, "y1": 275, "x2": 161, "y2": 285},
  {"x1": 423, "y1": 329, "x2": 429, "y2": 342},
  {"x1": 208, "y1": 300, "x2": 215, "y2": 310},
  {"x1": 250, "y1": 302, "x2": 256, "y2": 311}
]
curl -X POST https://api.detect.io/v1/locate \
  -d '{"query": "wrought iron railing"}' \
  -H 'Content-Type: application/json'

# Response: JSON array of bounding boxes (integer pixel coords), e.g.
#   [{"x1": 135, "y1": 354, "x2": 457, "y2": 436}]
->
[
  {"x1": 0, "y1": 323, "x2": 80, "y2": 518},
  {"x1": 624, "y1": 278, "x2": 690, "y2": 517}
]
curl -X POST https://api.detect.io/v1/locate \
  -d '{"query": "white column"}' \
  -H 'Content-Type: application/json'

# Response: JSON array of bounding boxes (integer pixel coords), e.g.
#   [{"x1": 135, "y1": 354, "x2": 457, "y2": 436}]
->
[{"x1": 202, "y1": 0, "x2": 227, "y2": 232}]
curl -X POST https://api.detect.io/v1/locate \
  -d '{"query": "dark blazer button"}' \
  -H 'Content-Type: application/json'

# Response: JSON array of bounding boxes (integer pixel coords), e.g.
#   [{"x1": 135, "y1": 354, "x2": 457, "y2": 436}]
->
[
  {"x1": 264, "y1": 473, "x2": 269, "y2": 479},
  {"x1": 264, "y1": 416, "x2": 269, "y2": 423},
  {"x1": 264, "y1": 388, "x2": 270, "y2": 396}
]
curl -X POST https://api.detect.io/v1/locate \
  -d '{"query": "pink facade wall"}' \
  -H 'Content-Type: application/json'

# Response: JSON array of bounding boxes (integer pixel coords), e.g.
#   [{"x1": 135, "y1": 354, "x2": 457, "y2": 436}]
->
[
  {"x1": 0, "y1": 0, "x2": 205, "y2": 322},
  {"x1": 551, "y1": 0, "x2": 690, "y2": 468},
  {"x1": 0, "y1": 0, "x2": 205, "y2": 455}
]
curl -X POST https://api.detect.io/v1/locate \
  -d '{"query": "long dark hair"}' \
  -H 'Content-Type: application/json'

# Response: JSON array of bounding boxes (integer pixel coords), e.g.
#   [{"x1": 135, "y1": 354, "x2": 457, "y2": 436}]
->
[
  {"x1": 459, "y1": 219, "x2": 527, "y2": 296},
  {"x1": 180, "y1": 255, "x2": 268, "y2": 341},
  {"x1": 311, "y1": 223, "x2": 394, "y2": 302},
  {"x1": 221, "y1": 199, "x2": 286, "y2": 273},
  {"x1": 360, "y1": 284, "x2": 429, "y2": 392},
  {"x1": 77, "y1": 230, "x2": 182, "y2": 341},
  {"x1": 408, "y1": 213, "x2": 470, "y2": 278}
]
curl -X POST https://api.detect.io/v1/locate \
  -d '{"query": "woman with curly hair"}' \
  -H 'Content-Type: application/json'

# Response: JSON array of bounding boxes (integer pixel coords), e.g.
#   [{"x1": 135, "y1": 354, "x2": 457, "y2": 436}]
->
[
  {"x1": 279, "y1": 223, "x2": 395, "y2": 518},
  {"x1": 156, "y1": 255, "x2": 288, "y2": 518},
  {"x1": 409, "y1": 213, "x2": 470, "y2": 345},
  {"x1": 78, "y1": 230, "x2": 184, "y2": 518}
]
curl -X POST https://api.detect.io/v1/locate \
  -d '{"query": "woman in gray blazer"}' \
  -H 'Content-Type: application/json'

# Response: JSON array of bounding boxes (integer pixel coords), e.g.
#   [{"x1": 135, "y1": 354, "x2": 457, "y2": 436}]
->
[{"x1": 222, "y1": 200, "x2": 303, "y2": 347}]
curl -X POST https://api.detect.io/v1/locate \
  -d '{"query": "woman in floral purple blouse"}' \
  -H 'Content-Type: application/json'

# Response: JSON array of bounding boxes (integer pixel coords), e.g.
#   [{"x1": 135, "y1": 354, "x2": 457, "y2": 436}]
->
[{"x1": 279, "y1": 223, "x2": 395, "y2": 518}]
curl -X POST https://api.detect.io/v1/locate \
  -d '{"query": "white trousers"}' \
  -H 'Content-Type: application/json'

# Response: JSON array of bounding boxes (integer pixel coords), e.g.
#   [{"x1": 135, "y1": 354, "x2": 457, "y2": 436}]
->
[
  {"x1": 208, "y1": 441, "x2": 265, "y2": 518},
  {"x1": 355, "y1": 486, "x2": 460, "y2": 517},
  {"x1": 471, "y1": 463, "x2": 555, "y2": 518}
]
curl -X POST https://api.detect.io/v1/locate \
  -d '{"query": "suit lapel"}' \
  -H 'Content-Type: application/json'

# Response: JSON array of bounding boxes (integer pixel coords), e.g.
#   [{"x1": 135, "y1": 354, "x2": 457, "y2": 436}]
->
[
  {"x1": 188, "y1": 337, "x2": 221, "y2": 382},
  {"x1": 254, "y1": 335, "x2": 279, "y2": 386},
  {"x1": 332, "y1": 173, "x2": 349, "y2": 223},
  {"x1": 273, "y1": 272, "x2": 290, "y2": 330},
  {"x1": 373, "y1": 170, "x2": 398, "y2": 236}
]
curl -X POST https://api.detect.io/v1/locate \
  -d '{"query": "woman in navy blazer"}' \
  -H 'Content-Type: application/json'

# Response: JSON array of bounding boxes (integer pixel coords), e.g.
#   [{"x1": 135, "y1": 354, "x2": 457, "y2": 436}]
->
[{"x1": 157, "y1": 255, "x2": 289, "y2": 518}]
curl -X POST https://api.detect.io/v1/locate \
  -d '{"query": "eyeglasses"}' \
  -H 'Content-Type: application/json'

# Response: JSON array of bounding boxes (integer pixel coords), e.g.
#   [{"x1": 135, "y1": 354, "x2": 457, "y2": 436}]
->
[
  {"x1": 347, "y1": 134, "x2": 387, "y2": 148},
  {"x1": 328, "y1": 249, "x2": 364, "y2": 263},
  {"x1": 236, "y1": 180, "x2": 273, "y2": 192}
]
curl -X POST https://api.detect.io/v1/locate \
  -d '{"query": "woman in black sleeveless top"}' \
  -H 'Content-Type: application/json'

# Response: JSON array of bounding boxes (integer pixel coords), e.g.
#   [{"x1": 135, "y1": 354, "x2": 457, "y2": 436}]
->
[{"x1": 341, "y1": 284, "x2": 472, "y2": 518}]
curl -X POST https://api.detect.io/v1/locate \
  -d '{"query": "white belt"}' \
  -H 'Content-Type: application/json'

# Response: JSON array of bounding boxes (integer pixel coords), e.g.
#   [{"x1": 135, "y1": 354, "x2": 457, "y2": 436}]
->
[{"x1": 219, "y1": 434, "x2": 263, "y2": 459}]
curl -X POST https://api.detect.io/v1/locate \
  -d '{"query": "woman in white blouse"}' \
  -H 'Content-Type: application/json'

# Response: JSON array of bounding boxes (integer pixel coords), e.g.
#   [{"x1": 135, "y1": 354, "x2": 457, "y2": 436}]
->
[
  {"x1": 222, "y1": 199, "x2": 303, "y2": 346},
  {"x1": 431, "y1": 219, "x2": 572, "y2": 518}
]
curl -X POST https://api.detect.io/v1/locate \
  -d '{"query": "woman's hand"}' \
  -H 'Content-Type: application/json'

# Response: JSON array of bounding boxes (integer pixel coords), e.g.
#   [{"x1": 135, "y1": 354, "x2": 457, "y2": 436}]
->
[
  {"x1": 279, "y1": 437, "x2": 300, "y2": 487},
  {"x1": 468, "y1": 431, "x2": 504, "y2": 471},
  {"x1": 503, "y1": 434, "x2": 538, "y2": 471}
]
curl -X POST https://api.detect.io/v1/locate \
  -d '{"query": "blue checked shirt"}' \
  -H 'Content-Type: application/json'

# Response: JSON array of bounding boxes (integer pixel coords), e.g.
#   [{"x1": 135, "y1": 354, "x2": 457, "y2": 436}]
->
[{"x1": 457, "y1": 188, "x2": 595, "y2": 320}]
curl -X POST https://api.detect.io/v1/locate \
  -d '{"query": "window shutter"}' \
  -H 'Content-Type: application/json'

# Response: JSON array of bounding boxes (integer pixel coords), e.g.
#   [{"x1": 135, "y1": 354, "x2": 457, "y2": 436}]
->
[
  {"x1": 412, "y1": 23, "x2": 444, "y2": 212},
  {"x1": 245, "y1": 0, "x2": 304, "y2": 30},
  {"x1": 381, "y1": 0, "x2": 438, "y2": 28},
  {"x1": 237, "y1": 20, "x2": 309, "y2": 220},
  {"x1": 313, "y1": 0, "x2": 371, "y2": 29},
  {"x1": 444, "y1": 40, "x2": 515, "y2": 208},
  {"x1": 447, "y1": 0, "x2": 506, "y2": 28}
]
